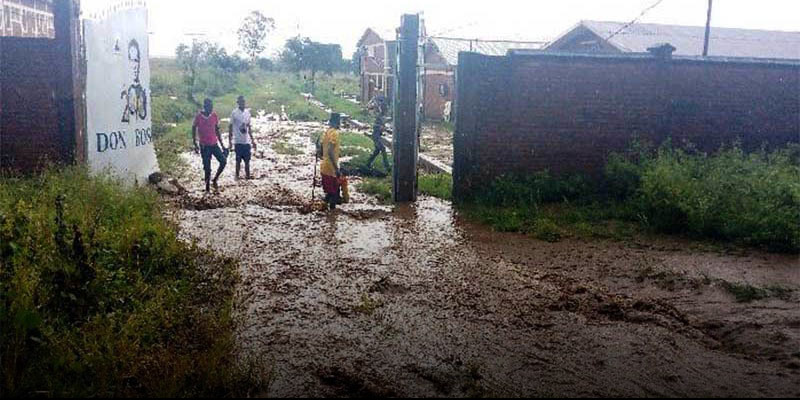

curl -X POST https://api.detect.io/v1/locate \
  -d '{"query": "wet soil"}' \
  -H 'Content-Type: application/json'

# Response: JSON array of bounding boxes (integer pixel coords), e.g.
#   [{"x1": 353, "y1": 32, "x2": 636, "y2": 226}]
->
[
  {"x1": 420, "y1": 124, "x2": 454, "y2": 168},
  {"x1": 169, "y1": 114, "x2": 800, "y2": 397}
]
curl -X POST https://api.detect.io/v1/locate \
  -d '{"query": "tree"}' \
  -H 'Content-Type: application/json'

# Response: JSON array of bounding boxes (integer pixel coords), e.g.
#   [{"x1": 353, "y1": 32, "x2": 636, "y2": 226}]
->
[
  {"x1": 279, "y1": 37, "x2": 346, "y2": 93},
  {"x1": 238, "y1": 11, "x2": 275, "y2": 63},
  {"x1": 175, "y1": 40, "x2": 211, "y2": 104},
  {"x1": 279, "y1": 36, "x2": 305, "y2": 74}
]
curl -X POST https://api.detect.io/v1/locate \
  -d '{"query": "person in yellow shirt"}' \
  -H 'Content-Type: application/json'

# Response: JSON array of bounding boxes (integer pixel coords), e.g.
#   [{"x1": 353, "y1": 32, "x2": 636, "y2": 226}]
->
[{"x1": 318, "y1": 113, "x2": 342, "y2": 210}]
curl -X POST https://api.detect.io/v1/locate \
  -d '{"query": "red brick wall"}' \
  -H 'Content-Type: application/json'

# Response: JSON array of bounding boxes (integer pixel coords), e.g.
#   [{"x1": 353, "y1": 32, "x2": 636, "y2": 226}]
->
[
  {"x1": 454, "y1": 52, "x2": 800, "y2": 199},
  {"x1": 0, "y1": 37, "x2": 65, "y2": 170},
  {"x1": 422, "y1": 71, "x2": 455, "y2": 120}
]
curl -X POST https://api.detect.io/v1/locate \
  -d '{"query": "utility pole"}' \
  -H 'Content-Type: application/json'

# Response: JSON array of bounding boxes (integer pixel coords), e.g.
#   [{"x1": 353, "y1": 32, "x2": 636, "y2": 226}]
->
[
  {"x1": 393, "y1": 14, "x2": 420, "y2": 203},
  {"x1": 703, "y1": 0, "x2": 713, "y2": 56}
]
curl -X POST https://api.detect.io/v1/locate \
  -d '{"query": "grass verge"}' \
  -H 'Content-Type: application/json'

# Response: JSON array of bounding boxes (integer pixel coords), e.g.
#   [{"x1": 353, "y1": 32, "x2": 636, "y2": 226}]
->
[
  {"x1": 0, "y1": 168, "x2": 266, "y2": 396},
  {"x1": 459, "y1": 143, "x2": 800, "y2": 252}
]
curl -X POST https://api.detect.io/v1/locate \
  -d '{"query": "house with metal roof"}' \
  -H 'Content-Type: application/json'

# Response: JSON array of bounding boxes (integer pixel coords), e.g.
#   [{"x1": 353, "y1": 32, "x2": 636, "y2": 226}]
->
[{"x1": 545, "y1": 20, "x2": 800, "y2": 60}]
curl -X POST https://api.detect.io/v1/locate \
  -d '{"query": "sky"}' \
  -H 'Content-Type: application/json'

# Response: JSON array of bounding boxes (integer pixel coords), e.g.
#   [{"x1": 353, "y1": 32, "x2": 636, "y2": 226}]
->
[{"x1": 79, "y1": 0, "x2": 800, "y2": 58}]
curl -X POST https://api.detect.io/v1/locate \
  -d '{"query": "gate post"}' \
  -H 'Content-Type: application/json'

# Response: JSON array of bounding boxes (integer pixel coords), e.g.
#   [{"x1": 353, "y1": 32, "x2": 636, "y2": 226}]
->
[{"x1": 392, "y1": 14, "x2": 420, "y2": 203}]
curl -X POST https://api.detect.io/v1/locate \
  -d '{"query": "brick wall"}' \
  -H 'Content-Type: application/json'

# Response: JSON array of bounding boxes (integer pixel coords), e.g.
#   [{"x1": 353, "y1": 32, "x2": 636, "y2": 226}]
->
[
  {"x1": 0, "y1": 37, "x2": 65, "y2": 170},
  {"x1": 422, "y1": 71, "x2": 455, "y2": 120},
  {"x1": 454, "y1": 52, "x2": 800, "y2": 199}
]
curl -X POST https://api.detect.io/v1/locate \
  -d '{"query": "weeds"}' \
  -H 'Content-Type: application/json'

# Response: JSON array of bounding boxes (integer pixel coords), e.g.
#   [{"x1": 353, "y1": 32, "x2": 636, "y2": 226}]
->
[
  {"x1": 358, "y1": 178, "x2": 393, "y2": 204},
  {"x1": 722, "y1": 282, "x2": 794, "y2": 303},
  {"x1": 419, "y1": 174, "x2": 453, "y2": 201},
  {"x1": 462, "y1": 143, "x2": 800, "y2": 252},
  {"x1": 272, "y1": 141, "x2": 304, "y2": 156},
  {"x1": 0, "y1": 168, "x2": 265, "y2": 397}
]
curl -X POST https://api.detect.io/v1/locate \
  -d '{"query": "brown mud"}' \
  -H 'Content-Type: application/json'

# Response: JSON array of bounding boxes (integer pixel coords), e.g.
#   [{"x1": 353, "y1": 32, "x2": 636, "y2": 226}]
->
[{"x1": 168, "y1": 113, "x2": 800, "y2": 397}]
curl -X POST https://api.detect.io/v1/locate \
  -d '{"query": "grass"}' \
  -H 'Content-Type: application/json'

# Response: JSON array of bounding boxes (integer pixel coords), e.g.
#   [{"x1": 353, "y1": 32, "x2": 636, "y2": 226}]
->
[
  {"x1": 419, "y1": 174, "x2": 453, "y2": 201},
  {"x1": 0, "y1": 168, "x2": 266, "y2": 397},
  {"x1": 358, "y1": 178, "x2": 393, "y2": 204},
  {"x1": 357, "y1": 174, "x2": 453, "y2": 205},
  {"x1": 460, "y1": 143, "x2": 800, "y2": 251},
  {"x1": 272, "y1": 141, "x2": 304, "y2": 156},
  {"x1": 461, "y1": 143, "x2": 800, "y2": 253},
  {"x1": 722, "y1": 282, "x2": 794, "y2": 303}
]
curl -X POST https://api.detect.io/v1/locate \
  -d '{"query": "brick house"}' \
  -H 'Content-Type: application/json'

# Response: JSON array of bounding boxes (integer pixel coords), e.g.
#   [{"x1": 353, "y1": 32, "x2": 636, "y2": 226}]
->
[
  {"x1": 546, "y1": 20, "x2": 800, "y2": 59},
  {"x1": 421, "y1": 37, "x2": 543, "y2": 121},
  {"x1": 1, "y1": 0, "x2": 55, "y2": 38},
  {"x1": 356, "y1": 28, "x2": 396, "y2": 109}
]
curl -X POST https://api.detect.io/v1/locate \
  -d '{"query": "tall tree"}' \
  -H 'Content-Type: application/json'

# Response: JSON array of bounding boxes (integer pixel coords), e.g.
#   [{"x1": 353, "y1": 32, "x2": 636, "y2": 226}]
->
[
  {"x1": 238, "y1": 11, "x2": 275, "y2": 62},
  {"x1": 175, "y1": 40, "x2": 211, "y2": 104}
]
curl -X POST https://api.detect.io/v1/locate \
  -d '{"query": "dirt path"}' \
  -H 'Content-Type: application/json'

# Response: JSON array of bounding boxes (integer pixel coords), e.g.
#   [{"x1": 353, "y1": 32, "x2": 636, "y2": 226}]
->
[{"x1": 168, "y1": 115, "x2": 800, "y2": 397}]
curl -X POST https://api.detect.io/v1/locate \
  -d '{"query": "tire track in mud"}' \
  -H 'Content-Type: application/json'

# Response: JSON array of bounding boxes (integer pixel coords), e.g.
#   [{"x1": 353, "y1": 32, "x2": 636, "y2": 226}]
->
[{"x1": 166, "y1": 114, "x2": 800, "y2": 397}]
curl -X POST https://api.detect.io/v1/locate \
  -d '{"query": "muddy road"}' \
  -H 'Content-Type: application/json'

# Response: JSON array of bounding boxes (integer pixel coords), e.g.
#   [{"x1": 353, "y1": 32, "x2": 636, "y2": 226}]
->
[{"x1": 167, "y1": 114, "x2": 800, "y2": 397}]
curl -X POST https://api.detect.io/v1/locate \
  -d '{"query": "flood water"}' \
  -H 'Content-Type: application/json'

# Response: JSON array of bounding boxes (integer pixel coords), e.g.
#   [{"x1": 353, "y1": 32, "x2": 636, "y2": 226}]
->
[{"x1": 168, "y1": 113, "x2": 800, "y2": 397}]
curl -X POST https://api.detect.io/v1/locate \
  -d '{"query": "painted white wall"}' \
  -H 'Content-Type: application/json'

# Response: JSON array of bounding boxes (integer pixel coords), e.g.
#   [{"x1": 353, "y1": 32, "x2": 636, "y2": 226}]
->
[{"x1": 85, "y1": 6, "x2": 159, "y2": 184}]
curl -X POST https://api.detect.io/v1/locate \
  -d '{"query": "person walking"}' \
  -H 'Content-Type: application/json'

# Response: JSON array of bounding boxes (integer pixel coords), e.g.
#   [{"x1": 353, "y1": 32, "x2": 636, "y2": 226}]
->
[
  {"x1": 229, "y1": 95, "x2": 257, "y2": 180},
  {"x1": 366, "y1": 114, "x2": 390, "y2": 172},
  {"x1": 192, "y1": 98, "x2": 227, "y2": 192}
]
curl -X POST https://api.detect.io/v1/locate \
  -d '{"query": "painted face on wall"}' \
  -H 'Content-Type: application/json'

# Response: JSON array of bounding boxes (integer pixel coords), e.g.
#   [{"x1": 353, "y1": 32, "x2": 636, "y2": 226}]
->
[{"x1": 128, "y1": 40, "x2": 141, "y2": 84}]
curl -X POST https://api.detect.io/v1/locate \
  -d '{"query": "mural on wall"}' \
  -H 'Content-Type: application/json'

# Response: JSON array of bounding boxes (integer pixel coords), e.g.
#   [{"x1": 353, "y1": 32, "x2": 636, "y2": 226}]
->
[
  {"x1": 121, "y1": 38, "x2": 148, "y2": 123},
  {"x1": 84, "y1": 2, "x2": 158, "y2": 182}
]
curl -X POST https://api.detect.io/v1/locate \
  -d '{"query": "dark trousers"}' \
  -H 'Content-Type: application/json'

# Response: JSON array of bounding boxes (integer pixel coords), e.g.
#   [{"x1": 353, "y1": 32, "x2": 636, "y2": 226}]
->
[
  {"x1": 201, "y1": 145, "x2": 227, "y2": 182},
  {"x1": 367, "y1": 137, "x2": 390, "y2": 170}
]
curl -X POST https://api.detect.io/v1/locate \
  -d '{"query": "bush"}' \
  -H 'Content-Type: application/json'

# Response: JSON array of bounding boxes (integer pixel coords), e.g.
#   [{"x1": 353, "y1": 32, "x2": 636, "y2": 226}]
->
[
  {"x1": 634, "y1": 145, "x2": 800, "y2": 252},
  {"x1": 463, "y1": 142, "x2": 800, "y2": 252},
  {"x1": 0, "y1": 169, "x2": 264, "y2": 396}
]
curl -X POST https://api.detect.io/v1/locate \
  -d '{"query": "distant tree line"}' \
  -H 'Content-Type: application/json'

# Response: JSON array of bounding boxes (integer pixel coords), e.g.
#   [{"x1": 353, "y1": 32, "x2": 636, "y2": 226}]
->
[{"x1": 173, "y1": 10, "x2": 355, "y2": 101}]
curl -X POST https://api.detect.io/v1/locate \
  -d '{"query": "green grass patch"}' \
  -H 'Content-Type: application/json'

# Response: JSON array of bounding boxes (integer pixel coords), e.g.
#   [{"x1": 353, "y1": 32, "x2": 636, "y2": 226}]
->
[
  {"x1": 459, "y1": 143, "x2": 800, "y2": 251},
  {"x1": 723, "y1": 282, "x2": 794, "y2": 303},
  {"x1": 272, "y1": 140, "x2": 304, "y2": 156},
  {"x1": 0, "y1": 168, "x2": 266, "y2": 397},
  {"x1": 357, "y1": 174, "x2": 453, "y2": 204},
  {"x1": 419, "y1": 173, "x2": 452, "y2": 201},
  {"x1": 358, "y1": 177, "x2": 393, "y2": 204}
]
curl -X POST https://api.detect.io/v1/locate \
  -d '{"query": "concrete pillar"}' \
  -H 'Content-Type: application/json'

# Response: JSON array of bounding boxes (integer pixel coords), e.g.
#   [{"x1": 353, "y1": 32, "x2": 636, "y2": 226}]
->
[{"x1": 393, "y1": 14, "x2": 420, "y2": 203}]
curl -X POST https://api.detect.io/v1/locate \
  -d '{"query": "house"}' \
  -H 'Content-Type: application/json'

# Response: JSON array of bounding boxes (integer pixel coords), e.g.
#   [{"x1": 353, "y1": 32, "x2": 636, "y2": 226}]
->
[
  {"x1": 422, "y1": 37, "x2": 543, "y2": 120},
  {"x1": 546, "y1": 20, "x2": 800, "y2": 59},
  {"x1": 356, "y1": 28, "x2": 396, "y2": 109},
  {"x1": 1, "y1": 0, "x2": 55, "y2": 38}
]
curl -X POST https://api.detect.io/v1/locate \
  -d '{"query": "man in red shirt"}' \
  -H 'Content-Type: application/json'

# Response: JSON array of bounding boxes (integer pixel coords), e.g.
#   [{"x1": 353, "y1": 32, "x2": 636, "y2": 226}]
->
[{"x1": 192, "y1": 98, "x2": 228, "y2": 192}]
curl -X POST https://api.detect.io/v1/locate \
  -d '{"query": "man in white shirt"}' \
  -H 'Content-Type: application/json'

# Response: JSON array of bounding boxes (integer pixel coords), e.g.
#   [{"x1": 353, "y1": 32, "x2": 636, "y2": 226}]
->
[{"x1": 228, "y1": 95, "x2": 258, "y2": 180}]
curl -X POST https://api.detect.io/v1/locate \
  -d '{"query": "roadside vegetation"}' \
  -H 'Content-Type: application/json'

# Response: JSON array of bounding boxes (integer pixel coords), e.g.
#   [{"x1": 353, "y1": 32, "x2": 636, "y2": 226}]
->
[
  {"x1": 461, "y1": 142, "x2": 800, "y2": 252},
  {"x1": 0, "y1": 168, "x2": 267, "y2": 397}
]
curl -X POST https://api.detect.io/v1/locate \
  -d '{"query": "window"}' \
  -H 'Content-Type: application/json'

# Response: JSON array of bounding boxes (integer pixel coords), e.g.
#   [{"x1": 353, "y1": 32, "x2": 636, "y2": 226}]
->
[{"x1": 439, "y1": 83, "x2": 450, "y2": 98}]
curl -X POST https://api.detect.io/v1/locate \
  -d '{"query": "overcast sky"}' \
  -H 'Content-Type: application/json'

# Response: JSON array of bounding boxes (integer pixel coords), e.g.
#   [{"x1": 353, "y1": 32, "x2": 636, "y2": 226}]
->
[{"x1": 80, "y1": 0, "x2": 800, "y2": 58}]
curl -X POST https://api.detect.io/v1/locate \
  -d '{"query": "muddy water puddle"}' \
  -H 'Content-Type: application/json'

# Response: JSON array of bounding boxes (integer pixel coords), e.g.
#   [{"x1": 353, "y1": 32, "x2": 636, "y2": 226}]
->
[{"x1": 171, "y1": 115, "x2": 800, "y2": 397}]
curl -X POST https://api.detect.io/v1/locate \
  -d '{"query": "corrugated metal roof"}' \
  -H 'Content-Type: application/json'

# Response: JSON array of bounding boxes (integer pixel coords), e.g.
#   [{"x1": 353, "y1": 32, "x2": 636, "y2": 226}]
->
[
  {"x1": 581, "y1": 20, "x2": 800, "y2": 60},
  {"x1": 428, "y1": 37, "x2": 544, "y2": 66}
]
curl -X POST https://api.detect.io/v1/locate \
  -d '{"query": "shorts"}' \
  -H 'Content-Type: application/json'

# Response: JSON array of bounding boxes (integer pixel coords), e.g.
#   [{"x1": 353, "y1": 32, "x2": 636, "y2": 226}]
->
[
  {"x1": 321, "y1": 174, "x2": 340, "y2": 196},
  {"x1": 235, "y1": 144, "x2": 252, "y2": 162},
  {"x1": 201, "y1": 144, "x2": 227, "y2": 173}
]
